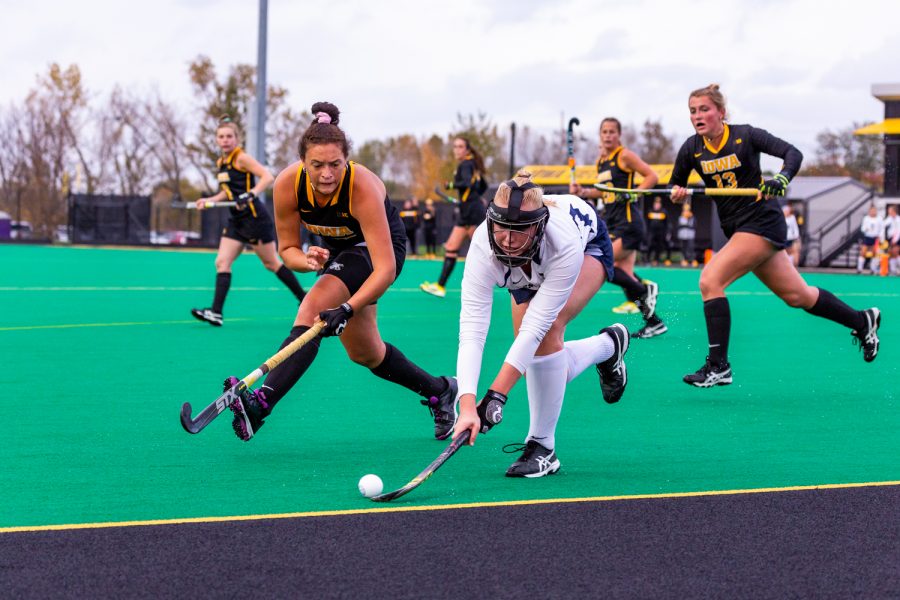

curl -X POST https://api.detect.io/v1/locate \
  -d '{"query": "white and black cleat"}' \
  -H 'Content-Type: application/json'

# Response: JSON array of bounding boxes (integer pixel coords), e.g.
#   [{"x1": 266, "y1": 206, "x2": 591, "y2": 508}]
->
[
  {"x1": 191, "y1": 308, "x2": 223, "y2": 327},
  {"x1": 683, "y1": 357, "x2": 733, "y2": 388},
  {"x1": 505, "y1": 440, "x2": 561, "y2": 478},
  {"x1": 852, "y1": 307, "x2": 881, "y2": 363},
  {"x1": 631, "y1": 318, "x2": 668, "y2": 339},
  {"x1": 636, "y1": 280, "x2": 659, "y2": 319},
  {"x1": 597, "y1": 323, "x2": 629, "y2": 403}
]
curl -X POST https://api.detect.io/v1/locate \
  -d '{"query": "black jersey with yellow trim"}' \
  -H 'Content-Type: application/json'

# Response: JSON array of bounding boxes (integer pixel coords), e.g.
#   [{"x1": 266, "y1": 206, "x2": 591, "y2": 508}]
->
[
  {"x1": 670, "y1": 124, "x2": 802, "y2": 226},
  {"x1": 451, "y1": 156, "x2": 487, "y2": 203},
  {"x1": 217, "y1": 147, "x2": 260, "y2": 218},
  {"x1": 295, "y1": 161, "x2": 405, "y2": 251},
  {"x1": 596, "y1": 146, "x2": 639, "y2": 225}
]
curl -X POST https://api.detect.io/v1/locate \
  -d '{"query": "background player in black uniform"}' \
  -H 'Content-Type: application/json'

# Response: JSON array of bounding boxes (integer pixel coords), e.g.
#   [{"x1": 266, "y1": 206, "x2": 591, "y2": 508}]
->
[
  {"x1": 420, "y1": 137, "x2": 488, "y2": 297},
  {"x1": 670, "y1": 84, "x2": 881, "y2": 387},
  {"x1": 571, "y1": 118, "x2": 668, "y2": 339},
  {"x1": 190, "y1": 117, "x2": 306, "y2": 326},
  {"x1": 399, "y1": 198, "x2": 419, "y2": 256},
  {"x1": 422, "y1": 198, "x2": 438, "y2": 257},
  {"x1": 226, "y1": 102, "x2": 457, "y2": 442},
  {"x1": 646, "y1": 197, "x2": 671, "y2": 266}
]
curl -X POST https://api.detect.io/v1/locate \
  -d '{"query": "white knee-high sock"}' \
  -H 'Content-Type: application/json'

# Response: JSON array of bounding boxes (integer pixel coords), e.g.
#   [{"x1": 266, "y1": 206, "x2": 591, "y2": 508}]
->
[
  {"x1": 857, "y1": 256, "x2": 865, "y2": 271},
  {"x1": 524, "y1": 349, "x2": 568, "y2": 450},
  {"x1": 563, "y1": 332, "x2": 616, "y2": 383}
]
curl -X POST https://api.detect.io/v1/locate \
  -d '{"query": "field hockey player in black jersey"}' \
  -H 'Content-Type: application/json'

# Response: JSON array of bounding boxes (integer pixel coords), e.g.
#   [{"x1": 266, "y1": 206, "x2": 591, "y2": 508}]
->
[
  {"x1": 190, "y1": 116, "x2": 306, "y2": 326},
  {"x1": 225, "y1": 102, "x2": 457, "y2": 442},
  {"x1": 670, "y1": 84, "x2": 881, "y2": 387}
]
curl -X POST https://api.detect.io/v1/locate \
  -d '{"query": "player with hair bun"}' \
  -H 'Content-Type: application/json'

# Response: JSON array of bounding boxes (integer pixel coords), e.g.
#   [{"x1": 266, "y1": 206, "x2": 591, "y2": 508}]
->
[
  {"x1": 191, "y1": 116, "x2": 307, "y2": 326},
  {"x1": 452, "y1": 170, "x2": 629, "y2": 478},
  {"x1": 670, "y1": 84, "x2": 881, "y2": 387},
  {"x1": 225, "y1": 102, "x2": 457, "y2": 442}
]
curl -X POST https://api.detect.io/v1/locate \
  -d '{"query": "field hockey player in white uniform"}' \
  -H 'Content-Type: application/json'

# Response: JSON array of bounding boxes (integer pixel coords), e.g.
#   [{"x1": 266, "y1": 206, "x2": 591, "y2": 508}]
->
[{"x1": 451, "y1": 171, "x2": 630, "y2": 478}]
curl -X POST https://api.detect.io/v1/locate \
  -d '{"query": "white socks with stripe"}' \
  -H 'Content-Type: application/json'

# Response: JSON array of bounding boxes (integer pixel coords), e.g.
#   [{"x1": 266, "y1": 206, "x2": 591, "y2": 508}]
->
[{"x1": 524, "y1": 350, "x2": 567, "y2": 450}]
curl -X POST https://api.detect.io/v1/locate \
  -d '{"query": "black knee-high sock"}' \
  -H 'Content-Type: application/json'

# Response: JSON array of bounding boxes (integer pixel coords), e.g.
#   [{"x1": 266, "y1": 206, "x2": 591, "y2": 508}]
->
[
  {"x1": 611, "y1": 267, "x2": 647, "y2": 302},
  {"x1": 704, "y1": 297, "x2": 731, "y2": 365},
  {"x1": 370, "y1": 343, "x2": 446, "y2": 398},
  {"x1": 804, "y1": 288, "x2": 865, "y2": 331},
  {"x1": 437, "y1": 255, "x2": 457, "y2": 287},
  {"x1": 275, "y1": 264, "x2": 306, "y2": 302},
  {"x1": 258, "y1": 325, "x2": 322, "y2": 409},
  {"x1": 212, "y1": 272, "x2": 231, "y2": 314}
]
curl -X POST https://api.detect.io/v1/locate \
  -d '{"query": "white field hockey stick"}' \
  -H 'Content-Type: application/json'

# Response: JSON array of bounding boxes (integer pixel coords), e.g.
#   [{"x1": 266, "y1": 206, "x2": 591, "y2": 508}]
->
[
  {"x1": 178, "y1": 200, "x2": 238, "y2": 210},
  {"x1": 180, "y1": 321, "x2": 326, "y2": 434},
  {"x1": 593, "y1": 183, "x2": 760, "y2": 197}
]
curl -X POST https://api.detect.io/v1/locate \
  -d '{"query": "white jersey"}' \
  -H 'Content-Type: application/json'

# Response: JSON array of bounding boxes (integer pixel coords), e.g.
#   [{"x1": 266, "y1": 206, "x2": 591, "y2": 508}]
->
[
  {"x1": 456, "y1": 194, "x2": 599, "y2": 398},
  {"x1": 784, "y1": 214, "x2": 800, "y2": 242},
  {"x1": 883, "y1": 215, "x2": 900, "y2": 244},
  {"x1": 860, "y1": 215, "x2": 884, "y2": 239}
]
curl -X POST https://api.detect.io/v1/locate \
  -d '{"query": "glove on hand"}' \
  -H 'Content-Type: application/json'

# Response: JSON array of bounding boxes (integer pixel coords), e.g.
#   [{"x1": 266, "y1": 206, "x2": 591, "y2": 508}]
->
[
  {"x1": 319, "y1": 303, "x2": 353, "y2": 336},
  {"x1": 236, "y1": 191, "x2": 257, "y2": 210},
  {"x1": 476, "y1": 389, "x2": 507, "y2": 434},
  {"x1": 759, "y1": 173, "x2": 789, "y2": 197}
]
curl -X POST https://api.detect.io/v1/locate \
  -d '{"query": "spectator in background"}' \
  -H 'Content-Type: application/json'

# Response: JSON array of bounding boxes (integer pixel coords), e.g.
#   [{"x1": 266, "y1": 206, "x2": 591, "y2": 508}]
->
[
  {"x1": 783, "y1": 204, "x2": 801, "y2": 266},
  {"x1": 883, "y1": 205, "x2": 900, "y2": 276},
  {"x1": 858, "y1": 204, "x2": 883, "y2": 274},
  {"x1": 677, "y1": 203, "x2": 697, "y2": 267},
  {"x1": 646, "y1": 197, "x2": 670, "y2": 266},
  {"x1": 400, "y1": 199, "x2": 419, "y2": 256},
  {"x1": 422, "y1": 198, "x2": 438, "y2": 258}
]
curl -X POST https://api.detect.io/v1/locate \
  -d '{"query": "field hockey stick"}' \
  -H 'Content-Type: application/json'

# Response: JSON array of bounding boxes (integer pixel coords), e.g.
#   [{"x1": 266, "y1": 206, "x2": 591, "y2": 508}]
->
[
  {"x1": 433, "y1": 185, "x2": 459, "y2": 205},
  {"x1": 176, "y1": 200, "x2": 239, "y2": 210},
  {"x1": 370, "y1": 430, "x2": 470, "y2": 502},
  {"x1": 180, "y1": 320, "x2": 326, "y2": 434},
  {"x1": 566, "y1": 117, "x2": 580, "y2": 187},
  {"x1": 593, "y1": 183, "x2": 760, "y2": 197}
]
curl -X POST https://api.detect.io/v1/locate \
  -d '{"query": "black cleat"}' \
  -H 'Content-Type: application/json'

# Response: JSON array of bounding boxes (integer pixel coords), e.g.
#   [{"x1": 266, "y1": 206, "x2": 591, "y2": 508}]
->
[
  {"x1": 631, "y1": 317, "x2": 668, "y2": 339},
  {"x1": 597, "y1": 323, "x2": 629, "y2": 404},
  {"x1": 683, "y1": 357, "x2": 733, "y2": 388},
  {"x1": 852, "y1": 307, "x2": 881, "y2": 362},
  {"x1": 422, "y1": 376, "x2": 458, "y2": 440},
  {"x1": 504, "y1": 440, "x2": 561, "y2": 478},
  {"x1": 225, "y1": 376, "x2": 270, "y2": 441},
  {"x1": 634, "y1": 280, "x2": 659, "y2": 320},
  {"x1": 191, "y1": 308, "x2": 223, "y2": 326}
]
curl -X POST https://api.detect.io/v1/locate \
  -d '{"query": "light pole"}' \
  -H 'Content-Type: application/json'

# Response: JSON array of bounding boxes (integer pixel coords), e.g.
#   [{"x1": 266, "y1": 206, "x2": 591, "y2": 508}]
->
[{"x1": 255, "y1": 0, "x2": 268, "y2": 194}]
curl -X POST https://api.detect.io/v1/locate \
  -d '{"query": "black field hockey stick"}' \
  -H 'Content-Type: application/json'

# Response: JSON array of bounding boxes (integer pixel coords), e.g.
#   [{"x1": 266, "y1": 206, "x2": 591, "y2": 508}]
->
[
  {"x1": 566, "y1": 117, "x2": 580, "y2": 186},
  {"x1": 180, "y1": 320, "x2": 326, "y2": 434},
  {"x1": 433, "y1": 185, "x2": 459, "y2": 205},
  {"x1": 370, "y1": 430, "x2": 470, "y2": 502},
  {"x1": 593, "y1": 183, "x2": 760, "y2": 197}
]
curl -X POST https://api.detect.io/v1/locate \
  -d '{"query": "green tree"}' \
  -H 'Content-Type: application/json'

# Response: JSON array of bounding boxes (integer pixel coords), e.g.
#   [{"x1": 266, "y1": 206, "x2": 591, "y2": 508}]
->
[{"x1": 802, "y1": 124, "x2": 884, "y2": 189}]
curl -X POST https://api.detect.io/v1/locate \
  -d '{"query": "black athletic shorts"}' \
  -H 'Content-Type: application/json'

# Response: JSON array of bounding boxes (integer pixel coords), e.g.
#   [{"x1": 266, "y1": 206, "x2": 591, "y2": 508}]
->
[
  {"x1": 606, "y1": 215, "x2": 645, "y2": 252},
  {"x1": 222, "y1": 205, "x2": 277, "y2": 245},
  {"x1": 457, "y1": 198, "x2": 487, "y2": 227},
  {"x1": 721, "y1": 201, "x2": 789, "y2": 250},
  {"x1": 320, "y1": 237, "x2": 407, "y2": 298}
]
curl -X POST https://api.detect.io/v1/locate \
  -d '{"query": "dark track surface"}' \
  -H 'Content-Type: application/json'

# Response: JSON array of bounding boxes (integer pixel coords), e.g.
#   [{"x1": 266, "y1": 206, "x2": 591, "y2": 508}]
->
[{"x1": 3, "y1": 485, "x2": 898, "y2": 599}]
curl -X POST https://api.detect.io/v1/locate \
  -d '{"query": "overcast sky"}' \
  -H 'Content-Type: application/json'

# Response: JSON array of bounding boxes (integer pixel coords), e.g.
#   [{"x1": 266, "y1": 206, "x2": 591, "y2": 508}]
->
[{"x1": 4, "y1": 0, "x2": 898, "y2": 165}]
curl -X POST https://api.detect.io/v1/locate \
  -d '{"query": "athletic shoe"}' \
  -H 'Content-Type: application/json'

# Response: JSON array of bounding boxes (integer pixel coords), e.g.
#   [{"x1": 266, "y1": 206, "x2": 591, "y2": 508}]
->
[
  {"x1": 225, "y1": 376, "x2": 270, "y2": 441},
  {"x1": 683, "y1": 358, "x2": 733, "y2": 388},
  {"x1": 597, "y1": 323, "x2": 629, "y2": 404},
  {"x1": 422, "y1": 376, "x2": 458, "y2": 440},
  {"x1": 634, "y1": 280, "x2": 659, "y2": 319},
  {"x1": 852, "y1": 307, "x2": 881, "y2": 362},
  {"x1": 504, "y1": 440, "x2": 560, "y2": 478},
  {"x1": 631, "y1": 317, "x2": 668, "y2": 339},
  {"x1": 612, "y1": 300, "x2": 639, "y2": 314},
  {"x1": 420, "y1": 282, "x2": 446, "y2": 298},
  {"x1": 191, "y1": 308, "x2": 223, "y2": 326}
]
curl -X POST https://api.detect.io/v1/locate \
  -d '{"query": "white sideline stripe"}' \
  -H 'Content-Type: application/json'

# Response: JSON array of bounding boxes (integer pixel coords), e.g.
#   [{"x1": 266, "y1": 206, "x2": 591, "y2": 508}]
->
[
  {"x1": 1, "y1": 285, "x2": 899, "y2": 298},
  {"x1": 2, "y1": 479, "x2": 898, "y2": 534},
  {"x1": 0, "y1": 317, "x2": 271, "y2": 332}
]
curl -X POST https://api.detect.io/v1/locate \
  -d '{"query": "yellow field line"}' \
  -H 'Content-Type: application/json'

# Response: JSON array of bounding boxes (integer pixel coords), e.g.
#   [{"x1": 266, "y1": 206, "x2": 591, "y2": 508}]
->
[{"x1": 3, "y1": 479, "x2": 898, "y2": 534}]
